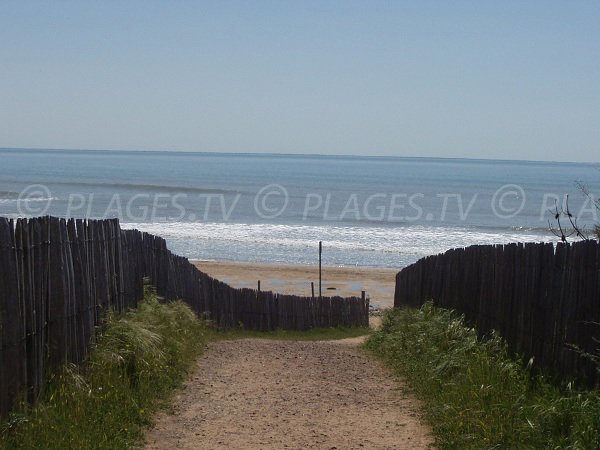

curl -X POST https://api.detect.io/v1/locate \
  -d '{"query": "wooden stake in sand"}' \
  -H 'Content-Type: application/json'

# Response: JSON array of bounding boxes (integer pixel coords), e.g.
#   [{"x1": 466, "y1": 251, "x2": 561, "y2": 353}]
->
[{"x1": 319, "y1": 241, "x2": 322, "y2": 299}]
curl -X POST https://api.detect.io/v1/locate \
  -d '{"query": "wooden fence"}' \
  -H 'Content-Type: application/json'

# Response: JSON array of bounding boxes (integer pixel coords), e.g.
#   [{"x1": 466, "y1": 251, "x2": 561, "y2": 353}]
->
[
  {"x1": 394, "y1": 240, "x2": 600, "y2": 385},
  {"x1": 0, "y1": 216, "x2": 369, "y2": 417}
]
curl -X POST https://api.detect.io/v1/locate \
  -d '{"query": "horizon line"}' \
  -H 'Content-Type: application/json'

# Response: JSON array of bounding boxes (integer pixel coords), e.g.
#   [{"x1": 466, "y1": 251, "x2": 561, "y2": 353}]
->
[{"x1": 1, "y1": 146, "x2": 598, "y2": 166}]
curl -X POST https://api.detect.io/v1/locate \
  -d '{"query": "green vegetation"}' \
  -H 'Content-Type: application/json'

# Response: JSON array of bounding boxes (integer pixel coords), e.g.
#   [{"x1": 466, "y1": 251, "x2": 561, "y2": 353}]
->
[
  {"x1": 0, "y1": 286, "x2": 208, "y2": 450},
  {"x1": 366, "y1": 303, "x2": 600, "y2": 450},
  {"x1": 207, "y1": 325, "x2": 371, "y2": 342},
  {"x1": 0, "y1": 283, "x2": 369, "y2": 449}
]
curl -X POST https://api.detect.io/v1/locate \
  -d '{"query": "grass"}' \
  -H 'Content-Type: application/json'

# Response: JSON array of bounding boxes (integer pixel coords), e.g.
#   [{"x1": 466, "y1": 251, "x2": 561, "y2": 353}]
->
[
  {"x1": 208, "y1": 325, "x2": 371, "y2": 342},
  {"x1": 0, "y1": 285, "x2": 370, "y2": 449},
  {"x1": 0, "y1": 286, "x2": 208, "y2": 450},
  {"x1": 365, "y1": 303, "x2": 600, "y2": 450}
]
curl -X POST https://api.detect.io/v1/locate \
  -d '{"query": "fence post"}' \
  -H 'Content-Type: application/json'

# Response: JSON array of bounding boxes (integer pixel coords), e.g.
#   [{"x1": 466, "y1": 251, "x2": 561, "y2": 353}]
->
[{"x1": 319, "y1": 241, "x2": 322, "y2": 299}]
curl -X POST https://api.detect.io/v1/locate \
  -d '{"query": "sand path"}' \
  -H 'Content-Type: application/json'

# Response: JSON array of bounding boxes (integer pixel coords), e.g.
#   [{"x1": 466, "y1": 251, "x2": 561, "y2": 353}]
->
[{"x1": 144, "y1": 337, "x2": 433, "y2": 449}]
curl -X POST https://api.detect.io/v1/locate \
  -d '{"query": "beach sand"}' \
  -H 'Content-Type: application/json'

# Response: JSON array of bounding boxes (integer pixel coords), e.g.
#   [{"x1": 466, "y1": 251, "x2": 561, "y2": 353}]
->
[{"x1": 192, "y1": 260, "x2": 398, "y2": 309}]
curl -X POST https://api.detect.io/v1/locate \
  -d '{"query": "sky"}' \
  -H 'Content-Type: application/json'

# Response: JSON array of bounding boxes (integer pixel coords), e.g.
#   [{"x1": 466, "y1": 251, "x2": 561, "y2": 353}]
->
[{"x1": 1, "y1": 1, "x2": 599, "y2": 162}]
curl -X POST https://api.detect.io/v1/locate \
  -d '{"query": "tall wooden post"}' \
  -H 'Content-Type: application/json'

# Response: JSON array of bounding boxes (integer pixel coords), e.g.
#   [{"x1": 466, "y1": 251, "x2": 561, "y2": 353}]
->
[{"x1": 319, "y1": 241, "x2": 322, "y2": 299}]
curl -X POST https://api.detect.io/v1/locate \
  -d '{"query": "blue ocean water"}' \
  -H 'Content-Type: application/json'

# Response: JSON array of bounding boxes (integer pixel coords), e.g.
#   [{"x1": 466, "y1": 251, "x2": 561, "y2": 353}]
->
[{"x1": 1, "y1": 148, "x2": 598, "y2": 268}]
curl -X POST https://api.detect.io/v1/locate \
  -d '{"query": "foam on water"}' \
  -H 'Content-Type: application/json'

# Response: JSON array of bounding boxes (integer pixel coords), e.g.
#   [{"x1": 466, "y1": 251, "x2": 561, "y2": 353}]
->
[
  {"x1": 122, "y1": 221, "x2": 554, "y2": 268},
  {"x1": 1, "y1": 150, "x2": 595, "y2": 268}
]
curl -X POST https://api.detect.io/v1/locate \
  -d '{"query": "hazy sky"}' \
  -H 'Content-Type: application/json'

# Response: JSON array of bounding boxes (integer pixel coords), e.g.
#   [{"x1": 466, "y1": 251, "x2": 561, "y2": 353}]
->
[{"x1": 1, "y1": 1, "x2": 599, "y2": 162}]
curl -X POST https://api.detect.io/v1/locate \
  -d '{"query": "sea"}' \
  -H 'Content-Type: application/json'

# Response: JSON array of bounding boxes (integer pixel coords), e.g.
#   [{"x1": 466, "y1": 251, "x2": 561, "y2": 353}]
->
[{"x1": 1, "y1": 148, "x2": 598, "y2": 268}]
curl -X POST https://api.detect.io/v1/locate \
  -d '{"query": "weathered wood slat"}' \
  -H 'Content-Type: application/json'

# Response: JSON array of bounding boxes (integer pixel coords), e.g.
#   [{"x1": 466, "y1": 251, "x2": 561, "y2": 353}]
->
[
  {"x1": 0, "y1": 218, "x2": 24, "y2": 416},
  {"x1": 394, "y1": 240, "x2": 600, "y2": 386}
]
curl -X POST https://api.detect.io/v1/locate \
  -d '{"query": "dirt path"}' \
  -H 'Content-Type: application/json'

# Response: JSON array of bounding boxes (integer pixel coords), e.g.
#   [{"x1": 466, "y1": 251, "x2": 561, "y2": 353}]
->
[{"x1": 145, "y1": 337, "x2": 433, "y2": 449}]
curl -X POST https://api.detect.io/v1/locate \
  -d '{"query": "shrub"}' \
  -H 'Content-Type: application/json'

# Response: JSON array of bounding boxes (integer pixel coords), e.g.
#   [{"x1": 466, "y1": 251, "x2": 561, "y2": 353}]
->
[
  {"x1": 0, "y1": 286, "x2": 207, "y2": 450},
  {"x1": 366, "y1": 303, "x2": 600, "y2": 449}
]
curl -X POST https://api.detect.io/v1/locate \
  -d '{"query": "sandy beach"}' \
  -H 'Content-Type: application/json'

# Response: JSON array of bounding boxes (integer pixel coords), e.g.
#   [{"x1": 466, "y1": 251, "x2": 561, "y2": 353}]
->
[{"x1": 193, "y1": 260, "x2": 398, "y2": 309}]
